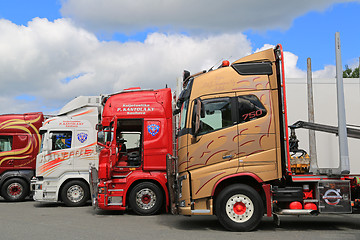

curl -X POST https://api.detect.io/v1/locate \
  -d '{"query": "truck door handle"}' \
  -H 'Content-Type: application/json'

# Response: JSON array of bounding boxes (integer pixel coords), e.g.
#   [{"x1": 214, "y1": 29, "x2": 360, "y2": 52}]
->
[{"x1": 222, "y1": 155, "x2": 233, "y2": 160}]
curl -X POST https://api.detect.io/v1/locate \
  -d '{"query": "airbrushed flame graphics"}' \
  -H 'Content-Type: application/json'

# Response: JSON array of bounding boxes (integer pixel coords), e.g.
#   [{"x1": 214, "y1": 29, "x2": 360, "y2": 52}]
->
[
  {"x1": 71, "y1": 109, "x2": 94, "y2": 118},
  {"x1": 38, "y1": 142, "x2": 97, "y2": 176},
  {"x1": 0, "y1": 115, "x2": 42, "y2": 167},
  {"x1": 195, "y1": 171, "x2": 226, "y2": 195},
  {"x1": 43, "y1": 109, "x2": 94, "y2": 126},
  {"x1": 183, "y1": 76, "x2": 275, "y2": 196}
]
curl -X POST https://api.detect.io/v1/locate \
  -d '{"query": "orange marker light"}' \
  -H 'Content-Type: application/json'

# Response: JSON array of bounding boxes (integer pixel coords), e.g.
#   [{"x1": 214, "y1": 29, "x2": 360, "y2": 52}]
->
[{"x1": 222, "y1": 60, "x2": 230, "y2": 67}]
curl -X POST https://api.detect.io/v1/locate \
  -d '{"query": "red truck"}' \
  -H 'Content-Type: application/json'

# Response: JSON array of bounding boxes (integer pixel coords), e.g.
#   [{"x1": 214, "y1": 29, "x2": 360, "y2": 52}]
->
[
  {"x1": 0, "y1": 112, "x2": 44, "y2": 201},
  {"x1": 90, "y1": 88, "x2": 173, "y2": 215}
]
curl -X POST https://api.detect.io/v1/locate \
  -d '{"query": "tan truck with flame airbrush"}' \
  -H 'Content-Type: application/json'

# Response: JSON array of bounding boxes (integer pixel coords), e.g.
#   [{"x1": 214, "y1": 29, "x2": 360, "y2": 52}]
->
[{"x1": 167, "y1": 44, "x2": 360, "y2": 231}]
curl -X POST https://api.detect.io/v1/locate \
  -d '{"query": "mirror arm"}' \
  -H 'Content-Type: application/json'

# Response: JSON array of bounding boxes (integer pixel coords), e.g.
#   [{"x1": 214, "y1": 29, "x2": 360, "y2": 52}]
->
[{"x1": 97, "y1": 142, "x2": 107, "y2": 148}]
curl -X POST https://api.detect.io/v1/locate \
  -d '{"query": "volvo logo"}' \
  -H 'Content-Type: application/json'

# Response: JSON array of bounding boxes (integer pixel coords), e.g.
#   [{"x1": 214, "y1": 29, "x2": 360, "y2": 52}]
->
[{"x1": 323, "y1": 189, "x2": 342, "y2": 205}]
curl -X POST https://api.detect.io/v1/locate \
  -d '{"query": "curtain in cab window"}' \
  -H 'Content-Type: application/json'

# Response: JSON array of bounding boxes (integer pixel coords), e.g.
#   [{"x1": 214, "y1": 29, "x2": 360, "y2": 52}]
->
[
  {"x1": 0, "y1": 136, "x2": 12, "y2": 152},
  {"x1": 51, "y1": 131, "x2": 72, "y2": 150},
  {"x1": 237, "y1": 95, "x2": 267, "y2": 123}
]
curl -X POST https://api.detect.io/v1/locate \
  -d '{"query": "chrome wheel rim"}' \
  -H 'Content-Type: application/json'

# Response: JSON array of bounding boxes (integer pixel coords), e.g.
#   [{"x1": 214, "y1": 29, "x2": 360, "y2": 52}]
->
[
  {"x1": 136, "y1": 188, "x2": 156, "y2": 210},
  {"x1": 67, "y1": 185, "x2": 84, "y2": 203},
  {"x1": 7, "y1": 183, "x2": 23, "y2": 198}
]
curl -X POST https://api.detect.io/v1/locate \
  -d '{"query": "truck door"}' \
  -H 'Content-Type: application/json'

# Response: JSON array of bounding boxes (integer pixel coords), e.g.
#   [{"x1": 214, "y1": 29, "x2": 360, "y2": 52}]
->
[
  {"x1": 186, "y1": 93, "x2": 241, "y2": 199},
  {"x1": 0, "y1": 134, "x2": 34, "y2": 170},
  {"x1": 143, "y1": 119, "x2": 165, "y2": 170},
  {"x1": 187, "y1": 93, "x2": 238, "y2": 171},
  {"x1": 47, "y1": 131, "x2": 74, "y2": 175},
  {"x1": 0, "y1": 135, "x2": 14, "y2": 171},
  {"x1": 73, "y1": 129, "x2": 96, "y2": 172},
  {"x1": 12, "y1": 134, "x2": 32, "y2": 169}
]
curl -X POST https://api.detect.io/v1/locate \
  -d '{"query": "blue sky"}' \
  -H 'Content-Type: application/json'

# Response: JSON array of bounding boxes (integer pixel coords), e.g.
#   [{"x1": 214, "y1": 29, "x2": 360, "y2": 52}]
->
[
  {"x1": 0, "y1": 1, "x2": 61, "y2": 23},
  {"x1": 245, "y1": 2, "x2": 360, "y2": 70},
  {"x1": 0, "y1": 0, "x2": 359, "y2": 114},
  {"x1": 1, "y1": 1, "x2": 358, "y2": 71}
]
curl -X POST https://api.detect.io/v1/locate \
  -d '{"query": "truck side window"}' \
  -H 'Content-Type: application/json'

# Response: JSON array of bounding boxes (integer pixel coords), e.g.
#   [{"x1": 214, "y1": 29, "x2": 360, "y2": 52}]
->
[
  {"x1": 51, "y1": 131, "x2": 72, "y2": 150},
  {"x1": 238, "y1": 95, "x2": 267, "y2": 123},
  {"x1": 198, "y1": 98, "x2": 232, "y2": 135},
  {"x1": 0, "y1": 136, "x2": 12, "y2": 152}
]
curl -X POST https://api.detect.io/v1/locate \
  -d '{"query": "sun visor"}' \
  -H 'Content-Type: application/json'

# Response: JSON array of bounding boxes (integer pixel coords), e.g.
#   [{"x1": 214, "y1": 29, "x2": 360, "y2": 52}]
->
[{"x1": 231, "y1": 61, "x2": 273, "y2": 76}]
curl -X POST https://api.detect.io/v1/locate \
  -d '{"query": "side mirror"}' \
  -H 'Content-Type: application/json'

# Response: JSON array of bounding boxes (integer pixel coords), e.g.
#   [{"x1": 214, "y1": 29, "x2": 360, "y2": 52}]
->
[
  {"x1": 97, "y1": 131, "x2": 106, "y2": 147},
  {"x1": 43, "y1": 133, "x2": 53, "y2": 153}
]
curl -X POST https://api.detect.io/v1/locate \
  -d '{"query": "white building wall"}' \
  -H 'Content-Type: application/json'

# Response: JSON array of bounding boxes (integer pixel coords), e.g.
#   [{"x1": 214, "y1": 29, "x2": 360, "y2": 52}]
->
[{"x1": 285, "y1": 78, "x2": 360, "y2": 174}]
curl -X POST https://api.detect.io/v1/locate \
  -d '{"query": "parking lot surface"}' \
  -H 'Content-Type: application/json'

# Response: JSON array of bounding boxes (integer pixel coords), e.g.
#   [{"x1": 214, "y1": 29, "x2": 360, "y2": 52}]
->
[{"x1": 1, "y1": 198, "x2": 360, "y2": 240}]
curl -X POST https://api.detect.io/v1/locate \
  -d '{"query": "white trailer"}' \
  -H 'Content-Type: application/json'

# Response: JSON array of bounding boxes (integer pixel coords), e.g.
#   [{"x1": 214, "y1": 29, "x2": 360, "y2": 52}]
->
[{"x1": 31, "y1": 96, "x2": 101, "y2": 206}]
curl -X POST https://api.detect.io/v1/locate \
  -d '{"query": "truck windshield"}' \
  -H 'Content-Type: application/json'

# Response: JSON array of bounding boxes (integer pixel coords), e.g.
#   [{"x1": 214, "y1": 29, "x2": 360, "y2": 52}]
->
[{"x1": 179, "y1": 99, "x2": 189, "y2": 130}]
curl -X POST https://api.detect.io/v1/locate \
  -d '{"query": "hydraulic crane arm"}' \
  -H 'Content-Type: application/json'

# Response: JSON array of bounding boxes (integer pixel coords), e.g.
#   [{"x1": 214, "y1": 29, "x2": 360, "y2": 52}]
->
[{"x1": 289, "y1": 121, "x2": 360, "y2": 139}]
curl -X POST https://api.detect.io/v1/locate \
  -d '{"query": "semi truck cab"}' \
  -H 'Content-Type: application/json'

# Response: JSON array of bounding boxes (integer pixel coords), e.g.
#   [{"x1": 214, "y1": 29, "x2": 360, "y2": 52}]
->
[
  {"x1": 168, "y1": 45, "x2": 360, "y2": 231},
  {"x1": 0, "y1": 112, "x2": 44, "y2": 201},
  {"x1": 31, "y1": 96, "x2": 101, "y2": 206},
  {"x1": 90, "y1": 88, "x2": 173, "y2": 215}
]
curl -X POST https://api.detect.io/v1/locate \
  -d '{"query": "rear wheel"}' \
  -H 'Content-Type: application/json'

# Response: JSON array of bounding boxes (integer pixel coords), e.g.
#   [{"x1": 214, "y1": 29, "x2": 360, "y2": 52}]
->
[
  {"x1": 216, "y1": 184, "x2": 264, "y2": 231},
  {"x1": 61, "y1": 180, "x2": 90, "y2": 207},
  {"x1": 129, "y1": 182, "x2": 163, "y2": 215},
  {"x1": 1, "y1": 178, "x2": 29, "y2": 202}
]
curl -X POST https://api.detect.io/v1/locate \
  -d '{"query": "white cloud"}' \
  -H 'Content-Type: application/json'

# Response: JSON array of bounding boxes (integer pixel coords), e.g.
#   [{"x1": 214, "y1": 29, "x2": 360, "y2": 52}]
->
[
  {"x1": 0, "y1": 18, "x2": 252, "y2": 114},
  {"x1": 313, "y1": 65, "x2": 336, "y2": 78},
  {"x1": 255, "y1": 44, "x2": 338, "y2": 79},
  {"x1": 282, "y1": 52, "x2": 337, "y2": 78},
  {"x1": 255, "y1": 44, "x2": 306, "y2": 78},
  {"x1": 0, "y1": 18, "x2": 339, "y2": 114},
  {"x1": 60, "y1": 0, "x2": 358, "y2": 34}
]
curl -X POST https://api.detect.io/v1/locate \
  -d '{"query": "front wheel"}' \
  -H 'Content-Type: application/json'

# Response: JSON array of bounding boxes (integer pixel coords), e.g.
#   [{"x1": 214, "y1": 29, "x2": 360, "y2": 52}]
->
[
  {"x1": 1, "y1": 178, "x2": 29, "y2": 201},
  {"x1": 129, "y1": 182, "x2": 163, "y2": 215},
  {"x1": 61, "y1": 180, "x2": 90, "y2": 207},
  {"x1": 216, "y1": 184, "x2": 264, "y2": 231}
]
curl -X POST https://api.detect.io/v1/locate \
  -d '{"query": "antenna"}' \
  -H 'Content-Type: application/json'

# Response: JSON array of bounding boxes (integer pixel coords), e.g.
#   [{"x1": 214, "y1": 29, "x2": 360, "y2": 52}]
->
[
  {"x1": 208, "y1": 56, "x2": 233, "y2": 71},
  {"x1": 208, "y1": 58, "x2": 224, "y2": 71}
]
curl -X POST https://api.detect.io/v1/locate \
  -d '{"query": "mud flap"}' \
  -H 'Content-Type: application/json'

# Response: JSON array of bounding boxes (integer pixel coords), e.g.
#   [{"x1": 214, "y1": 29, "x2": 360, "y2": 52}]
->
[
  {"x1": 318, "y1": 180, "x2": 351, "y2": 213},
  {"x1": 166, "y1": 154, "x2": 178, "y2": 214},
  {"x1": 89, "y1": 165, "x2": 99, "y2": 209}
]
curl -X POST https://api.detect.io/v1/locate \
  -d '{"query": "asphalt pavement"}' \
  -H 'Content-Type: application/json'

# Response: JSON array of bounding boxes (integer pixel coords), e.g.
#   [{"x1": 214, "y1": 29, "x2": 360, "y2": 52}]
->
[{"x1": 1, "y1": 198, "x2": 359, "y2": 240}]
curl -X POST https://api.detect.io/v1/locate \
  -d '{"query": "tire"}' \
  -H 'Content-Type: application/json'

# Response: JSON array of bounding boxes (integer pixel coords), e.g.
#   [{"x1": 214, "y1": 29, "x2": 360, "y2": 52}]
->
[
  {"x1": 216, "y1": 184, "x2": 264, "y2": 232},
  {"x1": 1, "y1": 178, "x2": 29, "y2": 202},
  {"x1": 61, "y1": 180, "x2": 90, "y2": 207},
  {"x1": 129, "y1": 182, "x2": 163, "y2": 215}
]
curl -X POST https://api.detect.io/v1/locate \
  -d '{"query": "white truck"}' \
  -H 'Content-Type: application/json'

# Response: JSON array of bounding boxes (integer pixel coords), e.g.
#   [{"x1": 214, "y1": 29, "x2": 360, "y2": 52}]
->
[{"x1": 31, "y1": 96, "x2": 101, "y2": 206}]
